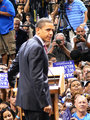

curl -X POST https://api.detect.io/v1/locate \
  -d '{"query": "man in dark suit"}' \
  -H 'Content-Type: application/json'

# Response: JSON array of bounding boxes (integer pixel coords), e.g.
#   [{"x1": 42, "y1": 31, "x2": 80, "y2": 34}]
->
[{"x1": 8, "y1": 18, "x2": 54, "y2": 120}]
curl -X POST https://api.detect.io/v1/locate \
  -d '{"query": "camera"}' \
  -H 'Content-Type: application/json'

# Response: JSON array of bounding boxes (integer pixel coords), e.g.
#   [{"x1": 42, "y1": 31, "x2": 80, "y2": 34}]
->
[
  {"x1": 66, "y1": 91, "x2": 71, "y2": 99},
  {"x1": 76, "y1": 34, "x2": 81, "y2": 43},
  {"x1": 56, "y1": 39, "x2": 62, "y2": 45},
  {"x1": 57, "y1": 0, "x2": 65, "y2": 11},
  {"x1": 76, "y1": 34, "x2": 81, "y2": 39}
]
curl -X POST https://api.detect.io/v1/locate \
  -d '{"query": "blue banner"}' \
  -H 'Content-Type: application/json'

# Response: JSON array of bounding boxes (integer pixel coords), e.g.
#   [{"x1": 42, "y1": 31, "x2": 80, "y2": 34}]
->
[
  {"x1": 0, "y1": 73, "x2": 9, "y2": 88},
  {"x1": 53, "y1": 60, "x2": 75, "y2": 79}
]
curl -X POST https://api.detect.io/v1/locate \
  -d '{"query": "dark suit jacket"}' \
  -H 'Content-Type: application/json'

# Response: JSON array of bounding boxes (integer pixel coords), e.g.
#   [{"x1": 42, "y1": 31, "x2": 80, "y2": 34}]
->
[{"x1": 8, "y1": 36, "x2": 51, "y2": 111}]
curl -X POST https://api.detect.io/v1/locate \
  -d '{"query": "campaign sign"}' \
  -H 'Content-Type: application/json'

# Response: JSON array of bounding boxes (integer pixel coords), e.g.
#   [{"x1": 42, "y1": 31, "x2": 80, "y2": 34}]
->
[
  {"x1": 62, "y1": 107, "x2": 72, "y2": 120},
  {"x1": 53, "y1": 60, "x2": 75, "y2": 79},
  {"x1": 0, "y1": 73, "x2": 9, "y2": 88}
]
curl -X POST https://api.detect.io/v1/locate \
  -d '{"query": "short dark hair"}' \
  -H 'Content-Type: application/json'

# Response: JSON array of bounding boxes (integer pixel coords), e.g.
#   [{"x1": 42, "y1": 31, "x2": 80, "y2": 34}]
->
[
  {"x1": 35, "y1": 18, "x2": 53, "y2": 28},
  {"x1": 26, "y1": 13, "x2": 31, "y2": 17},
  {"x1": 48, "y1": 53, "x2": 56, "y2": 60},
  {"x1": 70, "y1": 50, "x2": 81, "y2": 61}
]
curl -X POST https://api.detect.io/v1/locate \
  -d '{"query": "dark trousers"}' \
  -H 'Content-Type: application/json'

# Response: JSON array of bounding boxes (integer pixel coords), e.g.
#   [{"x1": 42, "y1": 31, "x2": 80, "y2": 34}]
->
[{"x1": 24, "y1": 110, "x2": 50, "y2": 120}]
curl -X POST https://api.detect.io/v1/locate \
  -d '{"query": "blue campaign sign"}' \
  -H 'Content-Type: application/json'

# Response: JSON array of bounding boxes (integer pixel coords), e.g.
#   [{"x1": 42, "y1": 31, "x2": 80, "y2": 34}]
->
[
  {"x1": 0, "y1": 73, "x2": 9, "y2": 88},
  {"x1": 53, "y1": 60, "x2": 76, "y2": 79},
  {"x1": 62, "y1": 107, "x2": 72, "y2": 120}
]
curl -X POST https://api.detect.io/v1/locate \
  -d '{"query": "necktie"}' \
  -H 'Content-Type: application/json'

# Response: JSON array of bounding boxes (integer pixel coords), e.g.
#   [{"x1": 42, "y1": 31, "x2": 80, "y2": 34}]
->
[{"x1": 44, "y1": 44, "x2": 48, "y2": 54}]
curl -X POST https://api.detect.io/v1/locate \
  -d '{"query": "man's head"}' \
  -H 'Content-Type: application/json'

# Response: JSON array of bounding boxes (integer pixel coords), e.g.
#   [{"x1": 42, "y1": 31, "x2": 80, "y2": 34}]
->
[
  {"x1": 36, "y1": 18, "x2": 54, "y2": 44},
  {"x1": 76, "y1": 26, "x2": 85, "y2": 37},
  {"x1": 14, "y1": 18, "x2": 20, "y2": 31},
  {"x1": 75, "y1": 95, "x2": 88, "y2": 113},
  {"x1": 55, "y1": 33, "x2": 66, "y2": 45}
]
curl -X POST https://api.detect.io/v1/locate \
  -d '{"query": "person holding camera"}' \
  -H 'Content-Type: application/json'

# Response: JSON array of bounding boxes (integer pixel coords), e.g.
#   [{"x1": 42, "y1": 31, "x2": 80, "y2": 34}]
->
[
  {"x1": 48, "y1": 33, "x2": 72, "y2": 62},
  {"x1": 71, "y1": 26, "x2": 90, "y2": 62},
  {"x1": 51, "y1": 0, "x2": 88, "y2": 45}
]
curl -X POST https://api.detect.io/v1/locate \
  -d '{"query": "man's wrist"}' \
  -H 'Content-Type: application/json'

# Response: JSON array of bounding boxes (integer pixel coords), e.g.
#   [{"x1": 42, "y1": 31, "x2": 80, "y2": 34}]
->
[{"x1": 83, "y1": 22, "x2": 86, "y2": 25}]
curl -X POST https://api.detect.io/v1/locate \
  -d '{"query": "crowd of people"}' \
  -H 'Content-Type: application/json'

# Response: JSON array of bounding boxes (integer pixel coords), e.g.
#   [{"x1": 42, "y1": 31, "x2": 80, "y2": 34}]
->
[{"x1": 0, "y1": 0, "x2": 90, "y2": 120}]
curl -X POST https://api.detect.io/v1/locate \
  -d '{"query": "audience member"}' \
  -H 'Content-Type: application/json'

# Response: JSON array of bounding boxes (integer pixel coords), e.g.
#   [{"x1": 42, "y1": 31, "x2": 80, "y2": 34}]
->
[
  {"x1": 16, "y1": 4, "x2": 26, "y2": 23},
  {"x1": 71, "y1": 26, "x2": 90, "y2": 62},
  {"x1": 73, "y1": 67, "x2": 83, "y2": 81},
  {"x1": 65, "y1": 0, "x2": 88, "y2": 36},
  {"x1": 22, "y1": 22, "x2": 33, "y2": 38},
  {"x1": 24, "y1": 13, "x2": 31, "y2": 24},
  {"x1": 49, "y1": 33, "x2": 72, "y2": 62},
  {"x1": 82, "y1": 65, "x2": 90, "y2": 81},
  {"x1": 72, "y1": 95, "x2": 90, "y2": 120},
  {"x1": 0, "y1": 102, "x2": 9, "y2": 120},
  {"x1": 70, "y1": 80, "x2": 84, "y2": 98},
  {"x1": 8, "y1": 89, "x2": 17, "y2": 115},
  {"x1": 51, "y1": 0, "x2": 88, "y2": 44},
  {"x1": 14, "y1": 18, "x2": 29, "y2": 53},
  {"x1": 1, "y1": 107, "x2": 15, "y2": 120},
  {"x1": 0, "y1": 0, "x2": 16, "y2": 65},
  {"x1": 48, "y1": 53, "x2": 56, "y2": 67},
  {"x1": 24, "y1": 0, "x2": 50, "y2": 23},
  {"x1": 67, "y1": 78, "x2": 77, "y2": 88}
]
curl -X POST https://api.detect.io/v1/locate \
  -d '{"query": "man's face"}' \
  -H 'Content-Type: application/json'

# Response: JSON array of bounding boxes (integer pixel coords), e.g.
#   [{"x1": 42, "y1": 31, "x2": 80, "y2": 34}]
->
[
  {"x1": 75, "y1": 96, "x2": 88, "y2": 113},
  {"x1": 76, "y1": 27, "x2": 85, "y2": 37},
  {"x1": 14, "y1": 20, "x2": 20, "y2": 31},
  {"x1": 36, "y1": 22, "x2": 54, "y2": 44}
]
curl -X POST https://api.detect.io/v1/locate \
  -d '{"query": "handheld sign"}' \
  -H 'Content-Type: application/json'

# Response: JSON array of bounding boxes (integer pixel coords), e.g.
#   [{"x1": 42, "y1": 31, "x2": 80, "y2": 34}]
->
[
  {"x1": 0, "y1": 73, "x2": 9, "y2": 88},
  {"x1": 53, "y1": 60, "x2": 75, "y2": 79}
]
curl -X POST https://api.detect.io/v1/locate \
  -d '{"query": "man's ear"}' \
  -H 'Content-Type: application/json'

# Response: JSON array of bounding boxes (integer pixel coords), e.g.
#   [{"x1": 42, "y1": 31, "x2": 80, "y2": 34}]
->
[{"x1": 36, "y1": 27, "x2": 40, "y2": 34}]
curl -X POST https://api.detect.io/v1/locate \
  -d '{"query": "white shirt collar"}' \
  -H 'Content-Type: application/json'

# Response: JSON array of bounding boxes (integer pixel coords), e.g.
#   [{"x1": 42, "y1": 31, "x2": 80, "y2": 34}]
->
[{"x1": 35, "y1": 35, "x2": 44, "y2": 46}]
